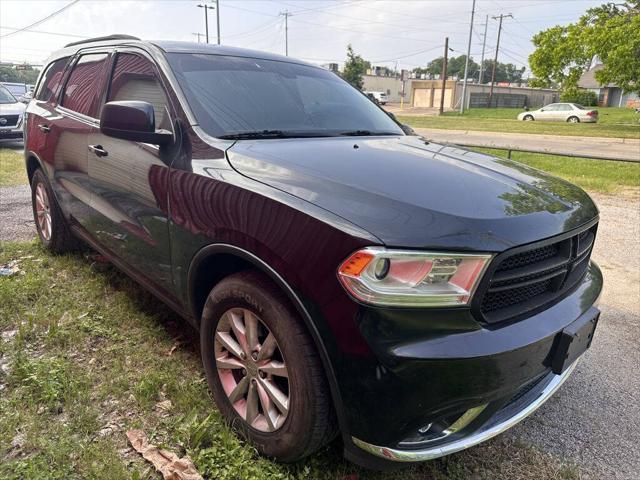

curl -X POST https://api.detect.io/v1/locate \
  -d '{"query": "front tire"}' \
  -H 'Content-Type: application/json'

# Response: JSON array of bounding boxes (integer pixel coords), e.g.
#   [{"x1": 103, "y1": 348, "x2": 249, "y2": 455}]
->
[
  {"x1": 200, "y1": 270, "x2": 337, "y2": 462},
  {"x1": 31, "y1": 169, "x2": 76, "y2": 253},
  {"x1": 523, "y1": 114, "x2": 534, "y2": 121},
  {"x1": 567, "y1": 116, "x2": 580, "y2": 123}
]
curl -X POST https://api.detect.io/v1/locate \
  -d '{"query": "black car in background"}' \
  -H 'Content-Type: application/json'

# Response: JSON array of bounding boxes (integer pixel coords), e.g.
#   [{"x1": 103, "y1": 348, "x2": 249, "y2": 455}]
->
[{"x1": 24, "y1": 35, "x2": 602, "y2": 468}]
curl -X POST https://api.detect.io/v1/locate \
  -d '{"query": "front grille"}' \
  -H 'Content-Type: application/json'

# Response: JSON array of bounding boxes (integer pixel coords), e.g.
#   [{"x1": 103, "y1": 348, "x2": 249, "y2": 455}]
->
[
  {"x1": 0, "y1": 114, "x2": 19, "y2": 127},
  {"x1": 476, "y1": 223, "x2": 597, "y2": 324}
]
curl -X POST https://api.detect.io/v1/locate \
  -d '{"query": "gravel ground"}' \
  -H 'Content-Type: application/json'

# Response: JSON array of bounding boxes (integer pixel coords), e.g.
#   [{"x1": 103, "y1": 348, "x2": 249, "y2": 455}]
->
[
  {"x1": 506, "y1": 191, "x2": 640, "y2": 479},
  {"x1": 0, "y1": 185, "x2": 34, "y2": 243},
  {"x1": 1, "y1": 185, "x2": 639, "y2": 478}
]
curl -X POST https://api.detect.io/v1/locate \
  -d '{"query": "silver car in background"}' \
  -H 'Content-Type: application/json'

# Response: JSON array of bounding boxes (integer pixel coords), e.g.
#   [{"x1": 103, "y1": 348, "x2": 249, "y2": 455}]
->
[
  {"x1": 517, "y1": 103, "x2": 598, "y2": 123},
  {"x1": 0, "y1": 84, "x2": 25, "y2": 140}
]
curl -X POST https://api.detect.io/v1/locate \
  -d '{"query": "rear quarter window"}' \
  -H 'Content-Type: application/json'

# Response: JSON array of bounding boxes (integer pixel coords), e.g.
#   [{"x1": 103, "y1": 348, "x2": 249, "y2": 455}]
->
[
  {"x1": 61, "y1": 53, "x2": 109, "y2": 118},
  {"x1": 35, "y1": 57, "x2": 70, "y2": 103}
]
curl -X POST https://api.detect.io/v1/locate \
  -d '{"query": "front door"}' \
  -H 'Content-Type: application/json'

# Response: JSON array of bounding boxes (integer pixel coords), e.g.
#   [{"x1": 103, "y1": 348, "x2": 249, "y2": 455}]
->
[{"x1": 87, "y1": 50, "x2": 174, "y2": 291}]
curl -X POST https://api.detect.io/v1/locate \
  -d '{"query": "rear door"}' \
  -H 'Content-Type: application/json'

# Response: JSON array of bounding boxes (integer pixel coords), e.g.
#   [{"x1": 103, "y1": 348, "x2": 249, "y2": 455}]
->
[
  {"x1": 86, "y1": 49, "x2": 174, "y2": 290},
  {"x1": 28, "y1": 52, "x2": 110, "y2": 230}
]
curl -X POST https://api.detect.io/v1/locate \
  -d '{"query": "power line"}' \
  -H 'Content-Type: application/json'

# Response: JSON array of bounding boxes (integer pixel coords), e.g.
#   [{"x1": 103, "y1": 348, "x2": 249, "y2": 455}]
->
[
  {"x1": 223, "y1": 3, "x2": 458, "y2": 43},
  {"x1": 0, "y1": 0, "x2": 81, "y2": 38},
  {"x1": 369, "y1": 45, "x2": 442, "y2": 63},
  {"x1": 0, "y1": 25, "x2": 88, "y2": 39}
]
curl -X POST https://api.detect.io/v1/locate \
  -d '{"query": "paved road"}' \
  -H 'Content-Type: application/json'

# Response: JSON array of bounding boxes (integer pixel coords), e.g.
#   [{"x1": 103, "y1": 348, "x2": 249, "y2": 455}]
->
[
  {"x1": 416, "y1": 128, "x2": 640, "y2": 162},
  {"x1": 1, "y1": 184, "x2": 638, "y2": 478}
]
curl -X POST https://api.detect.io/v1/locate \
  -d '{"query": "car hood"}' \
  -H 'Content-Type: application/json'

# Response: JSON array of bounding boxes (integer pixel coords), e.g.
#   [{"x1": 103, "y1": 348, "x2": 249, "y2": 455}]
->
[
  {"x1": 0, "y1": 101, "x2": 26, "y2": 115},
  {"x1": 226, "y1": 136, "x2": 598, "y2": 250}
]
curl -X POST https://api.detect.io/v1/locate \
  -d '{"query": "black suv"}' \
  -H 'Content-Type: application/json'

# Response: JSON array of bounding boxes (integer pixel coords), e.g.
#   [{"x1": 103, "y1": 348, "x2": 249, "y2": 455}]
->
[{"x1": 24, "y1": 35, "x2": 602, "y2": 468}]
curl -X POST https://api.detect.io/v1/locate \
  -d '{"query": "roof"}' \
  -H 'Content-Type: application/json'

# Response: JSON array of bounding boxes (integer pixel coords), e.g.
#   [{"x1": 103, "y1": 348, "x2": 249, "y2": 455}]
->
[
  {"x1": 578, "y1": 64, "x2": 617, "y2": 89},
  {"x1": 151, "y1": 41, "x2": 315, "y2": 67},
  {"x1": 46, "y1": 35, "x2": 316, "y2": 69}
]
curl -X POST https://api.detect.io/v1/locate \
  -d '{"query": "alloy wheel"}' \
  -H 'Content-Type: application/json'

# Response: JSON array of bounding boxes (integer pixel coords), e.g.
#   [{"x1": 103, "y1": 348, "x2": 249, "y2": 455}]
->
[
  {"x1": 214, "y1": 308, "x2": 290, "y2": 432},
  {"x1": 35, "y1": 183, "x2": 52, "y2": 241}
]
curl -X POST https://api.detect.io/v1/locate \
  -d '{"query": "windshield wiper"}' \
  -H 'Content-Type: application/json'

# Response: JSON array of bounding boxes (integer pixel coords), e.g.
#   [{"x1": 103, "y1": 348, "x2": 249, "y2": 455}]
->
[
  {"x1": 338, "y1": 130, "x2": 401, "y2": 137},
  {"x1": 218, "y1": 130, "x2": 334, "y2": 140},
  {"x1": 218, "y1": 130, "x2": 291, "y2": 140}
]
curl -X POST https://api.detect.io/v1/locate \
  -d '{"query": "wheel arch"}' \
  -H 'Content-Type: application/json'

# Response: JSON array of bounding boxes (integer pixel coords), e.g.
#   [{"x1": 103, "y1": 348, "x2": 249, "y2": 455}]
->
[
  {"x1": 25, "y1": 151, "x2": 44, "y2": 185},
  {"x1": 187, "y1": 243, "x2": 349, "y2": 436}
]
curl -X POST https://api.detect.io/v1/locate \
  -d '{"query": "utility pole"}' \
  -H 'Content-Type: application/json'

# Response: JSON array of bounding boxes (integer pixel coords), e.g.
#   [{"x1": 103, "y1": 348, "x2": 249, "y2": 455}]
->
[
  {"x1": 197, "y1": 3, "x2": 215, "y2": 44},
  {"x1": 279, "y1": 10, "x2": 292, "y2": 56},
  {"x1": 192, "y1": 32, "x2": 204, "y2": 43},
  {"x1": 439, "y1": 37, "x2": 449, "y2": 115},
  {"x1": 215, "y1": 0, "x2": 221, "y2": 45},
  {"x1": 479, "y1": 14, "x2": 488, "y2": 84},
  {"x1": 487, "y1": 13, "x2": 512, "y2": 107},
  {"x1": 460, "y1": 0, "x2": 476, "y2": 113}
]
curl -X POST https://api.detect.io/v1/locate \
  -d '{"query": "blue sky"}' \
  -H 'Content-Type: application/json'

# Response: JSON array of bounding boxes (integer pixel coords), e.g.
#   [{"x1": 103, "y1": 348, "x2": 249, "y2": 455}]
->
[{"x1": 0, "y1": 0, "x2": 603, "y2": 73}]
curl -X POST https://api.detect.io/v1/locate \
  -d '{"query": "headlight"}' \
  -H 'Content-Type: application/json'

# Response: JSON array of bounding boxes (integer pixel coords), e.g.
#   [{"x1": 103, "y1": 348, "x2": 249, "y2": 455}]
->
[{"x1": 337, "y1": 247, "x2": 492, "y2": 307}]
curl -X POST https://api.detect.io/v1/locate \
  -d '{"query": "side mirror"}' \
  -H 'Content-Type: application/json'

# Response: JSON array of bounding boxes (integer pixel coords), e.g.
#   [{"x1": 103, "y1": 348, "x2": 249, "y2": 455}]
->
[
  {"x1": 400, "y1": 124, "x2": 416, "y2": 135},
  {"x1": 100, "y1": 101, "x2": 172, "y2": 145}
]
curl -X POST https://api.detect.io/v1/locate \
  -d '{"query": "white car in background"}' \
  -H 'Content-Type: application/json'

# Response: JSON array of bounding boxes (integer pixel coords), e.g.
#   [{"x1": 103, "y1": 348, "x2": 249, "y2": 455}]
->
[
  {"x1": 517, "y1": 103, "x2": 598, "y2": 123},
  {"x1": 0, "y1": 84, "x2": 26, "y2": 140},
  {"x1": 365, "y1": 91, "x2": 388, "y2": 105}
]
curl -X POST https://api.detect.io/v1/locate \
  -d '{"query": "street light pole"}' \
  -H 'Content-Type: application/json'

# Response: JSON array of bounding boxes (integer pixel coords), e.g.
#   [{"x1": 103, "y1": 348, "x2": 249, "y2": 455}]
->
[
  {"x1": 479, "y1": 14, "x2": 488, "y2": 84},
  {"x1": 439, "y1": 37, "x2": 449, "y2": 115},
  {"x1": 197, "y1": 3, "x2": 215, "y2": 44},
  {"x1": 215, "y1": 0, "x2": 221, "y2": 45},
  {"x1": 460, "y1": 0, "x2": 476, "y2": 113}
]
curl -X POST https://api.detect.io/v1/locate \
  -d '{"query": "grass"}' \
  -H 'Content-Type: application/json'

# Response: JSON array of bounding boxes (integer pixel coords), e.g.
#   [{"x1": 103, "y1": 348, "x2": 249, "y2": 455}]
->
[
  {"x1": 474, "y1": 148, "x2": 640, "y2": 194},
  {"x1": 399, "y1": 107, "x2": 640, "y2": 139},
  {"x1": 0, "y1": 241, "x2": 583, "y2": 480},
  {"x1": 0, "y1": 147, "x2": 26, "y2": 187}
]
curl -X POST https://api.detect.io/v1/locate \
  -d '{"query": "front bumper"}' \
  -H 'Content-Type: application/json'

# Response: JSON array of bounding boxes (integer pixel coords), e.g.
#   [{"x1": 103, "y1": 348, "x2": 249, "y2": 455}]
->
[
  {"x1": 338, "y1": 261, "x2": 602, "y2": 467},
  {"x1": 0, "y1": 123, "x2": 23, "y2": 139},
  {"x1": 352, "y1": 359, "x2": 577, "y2": 462}
]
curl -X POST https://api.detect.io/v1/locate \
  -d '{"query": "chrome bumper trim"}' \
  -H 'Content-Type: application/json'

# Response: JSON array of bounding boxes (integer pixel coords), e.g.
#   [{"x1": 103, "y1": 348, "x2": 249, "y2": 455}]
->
[{"x1": 352, "y1": 361, "x2": 578, "y2": 462}]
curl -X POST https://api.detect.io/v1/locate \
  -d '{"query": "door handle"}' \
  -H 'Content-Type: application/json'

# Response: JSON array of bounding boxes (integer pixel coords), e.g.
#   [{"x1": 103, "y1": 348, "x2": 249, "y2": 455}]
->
[
  {"x1": 88, "y1": 144, "x2": 108, "y2": 157},
  {"x1": 37, "y1": 124, "x2": 50, "y2": 133}
]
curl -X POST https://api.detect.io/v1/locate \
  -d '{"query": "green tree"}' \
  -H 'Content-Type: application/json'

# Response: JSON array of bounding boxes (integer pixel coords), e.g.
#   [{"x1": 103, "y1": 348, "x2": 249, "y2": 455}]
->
[
  {"x1": 415, "y1": 56, "x2": 512, "y2": 82},
  {"x1": 481, "y1": 60, "x2": 526, "y2": 83},
  {"x1": 0, "y1": 65, "x2": 40, "y2": 84},
  {"x1": 529, "y1": 1, "x2": 640, "y2": 93},
  {"x1": 341, "y1": 44, "x2": 369, "y2": 90}
]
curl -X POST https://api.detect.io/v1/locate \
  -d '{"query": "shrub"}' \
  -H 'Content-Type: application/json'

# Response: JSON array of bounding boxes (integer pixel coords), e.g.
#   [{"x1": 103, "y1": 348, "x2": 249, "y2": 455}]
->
[{"x1": 560, "y1": 87, "x2": 598, "y2": 106}]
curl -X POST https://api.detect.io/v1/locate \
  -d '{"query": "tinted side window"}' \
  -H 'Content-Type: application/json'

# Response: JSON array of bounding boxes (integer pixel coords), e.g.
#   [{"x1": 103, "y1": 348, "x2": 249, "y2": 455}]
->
[
  {"x1": 108, "y1": 53, "x2": 169, "y2": 127},
  {"x1": 62, "y1": 53, "x2": 109, "y2": 117},
  {"x1": 35, "y1": 57, "x2": 69, "y2": 102}
]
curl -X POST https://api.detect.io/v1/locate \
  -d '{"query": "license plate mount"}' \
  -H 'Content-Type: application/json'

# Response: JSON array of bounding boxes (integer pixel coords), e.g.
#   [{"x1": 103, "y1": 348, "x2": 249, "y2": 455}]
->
[{"x1": 551, "y1": 309, "x2": 599, "y2": 374}]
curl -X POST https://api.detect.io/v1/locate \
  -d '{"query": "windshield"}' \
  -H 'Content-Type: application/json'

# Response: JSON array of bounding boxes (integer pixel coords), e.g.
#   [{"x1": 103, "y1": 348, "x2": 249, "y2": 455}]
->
[
  {"x1": 166, "y1": 53, "x2": 404, "y2": 139},
  {"x1": 4, "y1": 84, "x2": 26, "y2": 96},
  {"x1": 0, "y1": 86, "x2": 17, "y2": 104}
]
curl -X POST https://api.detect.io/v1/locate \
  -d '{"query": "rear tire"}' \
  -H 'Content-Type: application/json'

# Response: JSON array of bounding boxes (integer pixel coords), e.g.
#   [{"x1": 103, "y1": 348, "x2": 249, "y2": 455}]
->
[
  {"x1": 200, "y1": 270, "x2": 337, "y2": 462},
  {"x1": 30, "y1": 169, "x2": 77, "y2": 253},
  {"x1": 567, "y1": 116, "x2": 580, "y2": 123}
]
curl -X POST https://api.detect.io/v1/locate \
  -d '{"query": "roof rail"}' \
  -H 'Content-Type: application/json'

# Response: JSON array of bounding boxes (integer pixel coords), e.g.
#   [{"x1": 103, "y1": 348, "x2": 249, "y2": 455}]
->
[{"x1": 64, "y1": 34, "x2": 141, "y2": 48}]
